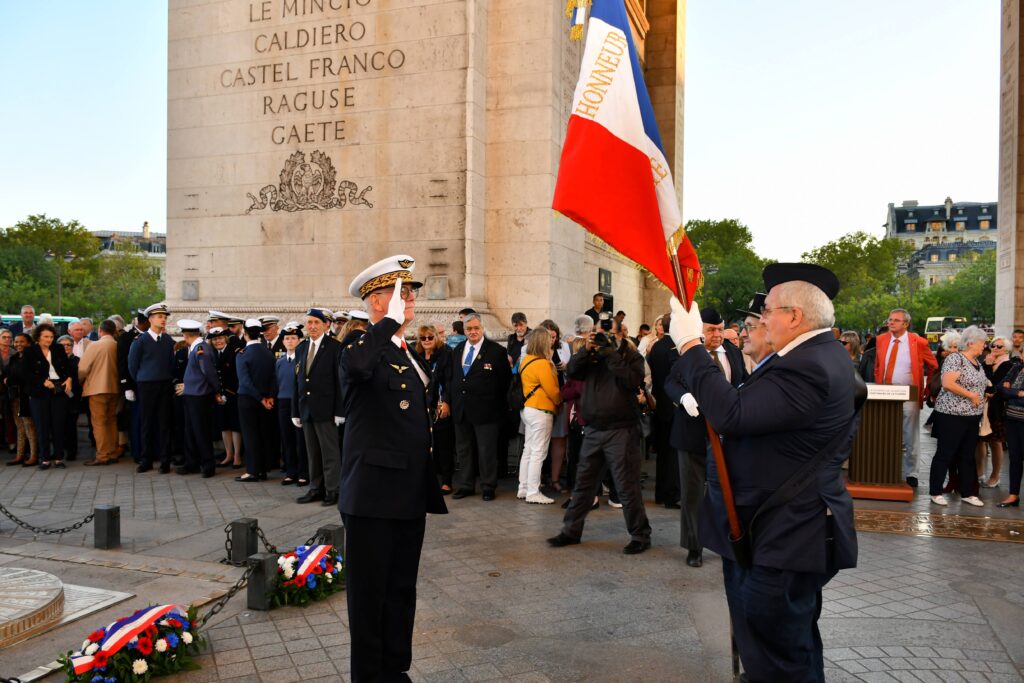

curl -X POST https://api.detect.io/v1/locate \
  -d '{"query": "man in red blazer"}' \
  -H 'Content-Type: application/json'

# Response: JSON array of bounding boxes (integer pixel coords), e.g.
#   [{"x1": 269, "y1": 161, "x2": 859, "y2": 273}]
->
[{"x1": 874, "y1": 308, "x2": 939, "y2": 487}]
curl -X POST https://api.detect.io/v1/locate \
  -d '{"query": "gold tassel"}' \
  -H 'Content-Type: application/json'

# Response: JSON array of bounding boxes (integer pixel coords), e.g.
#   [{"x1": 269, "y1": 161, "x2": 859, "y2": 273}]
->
[
  {"x1": 567, "y1": 0, "x2": 592, "y2": 42},
  {"x1": 565, "y1": 0, "x2": 575, "y2": 19},
  {"x1": 569, "y1": 24, "x2": 584, "y2": 41}
]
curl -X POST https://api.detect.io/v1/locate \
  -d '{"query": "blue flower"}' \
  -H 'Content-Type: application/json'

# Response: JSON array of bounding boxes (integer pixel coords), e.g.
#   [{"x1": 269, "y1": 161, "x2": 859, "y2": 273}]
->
[
  {"x1": 106, "y1": 677, "x2": 117, "y2": 683},
  {"x1": 306, "y1": 574, "x2": 317, "y2": 588},
  {"x1": 165, "y1": 632, "x2": 180, "y2": 648},
  {"x1": 128, "y1": 637, "x2": 138, "y2": 647},
  {"x1": 296, "y1": 545, "x2": 308, "y2": 553},
  {"x1": 91, "y1": 676, "x2": 104, "y2": 683},
  {"x1": 179, "y1": 619, "x2": 190, "y2": 630}
]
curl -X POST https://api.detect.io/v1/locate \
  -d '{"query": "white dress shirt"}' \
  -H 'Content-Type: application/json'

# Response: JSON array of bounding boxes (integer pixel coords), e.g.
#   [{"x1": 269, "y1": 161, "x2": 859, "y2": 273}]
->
[{"x1": 883, "y1": 332, "x2": 913, "y2": 385}]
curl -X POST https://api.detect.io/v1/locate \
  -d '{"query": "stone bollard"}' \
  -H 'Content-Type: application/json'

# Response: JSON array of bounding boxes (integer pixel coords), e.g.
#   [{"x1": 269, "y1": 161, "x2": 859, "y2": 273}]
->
[
  {"x1": 317, "y1": 524, "x2": 345, "y2": 553},
  {"x1": 247, "y1": 552, "x2": 278, "y2": 611},
  {"x1": 94, "y1": 505, "x2": 120, "y2": 549},
  {"x1": 230, "y1": 518, "x2": 258, "y2": 565}
]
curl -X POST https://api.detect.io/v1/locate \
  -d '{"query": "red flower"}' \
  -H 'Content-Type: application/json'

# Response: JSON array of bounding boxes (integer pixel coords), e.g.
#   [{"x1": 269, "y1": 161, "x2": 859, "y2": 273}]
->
[
  {"x1": 325, "y1": 563, "x2": 333, "y2": 573},
  {"x1": 314, "y1": 566, "x2": 323, "y2": 575},
  {"x1": 93, "y1": 651, "x2": 109, "y2": 668},
  {"x1": 136, "y1": 636, "x2": 153, "y2": 656},
  {"x1": 146, "y1": 625, "x2": 158, "y2": 638},
  {"x1": 168, "y1": 618, "x2": 182, "y2": 628},
  {"x1": 87, "y1": 629, "x2": 106, "y2": 643}
]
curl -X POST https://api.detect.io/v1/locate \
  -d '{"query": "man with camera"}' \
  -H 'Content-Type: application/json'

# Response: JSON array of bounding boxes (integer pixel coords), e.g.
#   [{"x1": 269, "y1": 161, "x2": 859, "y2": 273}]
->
[{"x1": 547, "y1": 318, "x2": 652, "y2": 554}]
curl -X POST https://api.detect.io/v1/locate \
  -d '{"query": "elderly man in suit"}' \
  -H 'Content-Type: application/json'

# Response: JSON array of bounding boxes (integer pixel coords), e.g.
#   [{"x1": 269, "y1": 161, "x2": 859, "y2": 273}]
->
[
  {"x1": 873, "y1": 308, "x2": 938, "y2": 488},
  {"x1": 340, "y1": 255, "x2": 447, "y2": 683},
  {"x1": 8, "y1": 305, "x2": 36, "y2": 337},
  {"x1": 292, "y1": 307, "x2": 345, "y2": 506},
  {"x1": 79, "y1": 319, "x2": 120, "y2": 465},
  {"x1": 669, "y1": 264, "x2": 859, "y2": 682},
  {"x1": 441, "y1": 313, "x2": 512, "y2": 501},
  {"x1": 665, "y1": 307, "x2": 748, "y2": 568}
]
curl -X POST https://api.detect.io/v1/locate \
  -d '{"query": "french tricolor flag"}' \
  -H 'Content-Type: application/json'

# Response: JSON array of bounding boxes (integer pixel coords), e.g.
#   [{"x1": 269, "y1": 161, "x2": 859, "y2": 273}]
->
[{"x1": 553, "y1": 0, "x2": 700, "y2": 305}]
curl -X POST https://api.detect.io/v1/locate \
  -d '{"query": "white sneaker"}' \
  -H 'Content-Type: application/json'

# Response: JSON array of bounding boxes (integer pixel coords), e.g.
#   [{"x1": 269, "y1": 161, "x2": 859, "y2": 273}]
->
[
  {"x1": 525, "y1": 493, "x2": 555, "y2": 505},
  {"x1": 962, "y1": 496, "x2": 984, "y2": 507},
  {"x1": 608, "y1": 500, "x2": 623, "y2": 509},
  {"x1": 930, "y1": 495, "x2": 949, "y2": 506},
  {"x1": 517, "y1": 489, "x2": 527, "y2": 500}
]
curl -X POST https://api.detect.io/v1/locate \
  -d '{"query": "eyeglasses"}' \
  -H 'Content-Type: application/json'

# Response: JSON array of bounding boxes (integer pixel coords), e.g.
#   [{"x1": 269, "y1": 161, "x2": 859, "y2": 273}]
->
[
  {"x1": 841, "y1": 340, "x2": 851, "y2": 346},
  {"x1": 419, "y1": 336, "x2": 434, "y2": 341},
  {"x1": 992, "y1": 344, "x2": 1004, "y2": 349},
  {"x1": 760, "y1": 305, "x2": 793, "y2": 317},
  {"x1": 741, "y1": 322, "x2": 764, "y2": 333}
]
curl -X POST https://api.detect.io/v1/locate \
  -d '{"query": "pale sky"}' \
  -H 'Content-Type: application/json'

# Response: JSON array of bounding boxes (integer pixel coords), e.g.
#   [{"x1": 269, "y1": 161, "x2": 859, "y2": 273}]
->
[{"x1": 0, "y1": 1, "x2": 1000, "y2": 261}]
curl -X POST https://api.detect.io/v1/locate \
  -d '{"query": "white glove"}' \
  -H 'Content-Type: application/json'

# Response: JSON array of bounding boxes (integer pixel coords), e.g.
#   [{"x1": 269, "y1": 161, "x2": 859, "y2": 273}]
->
[
  {"x1": 334, "y1": 416, "x2": 345, "y2": 426},
  {"x1": 681, "y1": 392, "x2": 700, "y2": 417},
  {"x1": 386, "y1": 275, "x2": 406, "y2": 325},
  {"x1": 669, "y1": 297, "x2": 704, "y2": 352},
  {"x1": 125, "y1": 390, "x2": 136, "y2": 402},
  {"x1": 291, "y1": 417, "x2": 302, "y2": 428}
]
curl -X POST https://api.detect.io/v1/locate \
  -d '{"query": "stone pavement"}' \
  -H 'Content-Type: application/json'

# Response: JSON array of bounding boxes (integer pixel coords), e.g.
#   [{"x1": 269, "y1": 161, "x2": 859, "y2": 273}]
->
[{"x1": 0, "y1": 410, "x2": 1021, "y2": 682}]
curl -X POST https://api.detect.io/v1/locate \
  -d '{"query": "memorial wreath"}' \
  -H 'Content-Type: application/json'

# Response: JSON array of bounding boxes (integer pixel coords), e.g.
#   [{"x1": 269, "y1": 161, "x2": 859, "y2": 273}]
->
[{"x1": 272, "y1": 544, "x2": 345, "y2": 607}]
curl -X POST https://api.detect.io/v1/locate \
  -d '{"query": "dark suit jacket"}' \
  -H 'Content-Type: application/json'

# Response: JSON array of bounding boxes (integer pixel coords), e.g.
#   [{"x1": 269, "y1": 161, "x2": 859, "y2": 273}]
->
[
  {"x1": 116, "y1": 328, "x2": 141, "y2": 393},
  {"x1": 675, "y1": 330, "x2": 858, "y2": 574},
  {"x1": 646, "y1": 336, "x2": 679, "y2": 424},
  {"x1": 8, "y1": 321, "x2": 32, "y2": 338},
  {"x1": 665, "y1": 342, "x2": 747, "y2": 453},
  {"x1": 23, "y1": 344, "x2": 74, "y2": 398},
  {"x1": 443, "y1": 338, "x2": 512, "y2": 424},
  {"x1": 292, "y1": 334, "x2": 344, "y2": 422},
  {"x1": 339, "y1": 317, "x2": 447, "y2": 519}
]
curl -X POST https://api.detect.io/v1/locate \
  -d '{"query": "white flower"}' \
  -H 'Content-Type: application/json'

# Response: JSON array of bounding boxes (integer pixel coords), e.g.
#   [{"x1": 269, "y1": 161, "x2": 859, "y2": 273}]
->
[
  {"x1": 282, "y1": 567, "x2": 294, "y2": 579},
  {"x1": 81, "y1": 640, "x2": 91, "y2": 651},
  {"x1": 277, "y1": 556, "x2": 286, "y2": 566},
  {"x1": 85, "y1": 643, "x2": 99, "y2": 655},
  {"x1": 182, "y1": 632, "x2": 193, "y2": 645},
  {"x1": 132, "y1": 659, "x2": 148, "y2": 675},
  {"x1": 325, "y1": 573, "x2": 333, "y2": 583},
  {"x1": 155, "y1": 638, "x2": 168, "y2": 653},
  {"x1": 287, "y1": 557, "x2": 298, "y2": 568}
]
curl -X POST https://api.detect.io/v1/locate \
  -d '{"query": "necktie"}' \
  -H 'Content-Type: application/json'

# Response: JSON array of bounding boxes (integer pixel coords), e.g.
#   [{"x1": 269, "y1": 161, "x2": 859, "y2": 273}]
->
[
  {"x1": 462, "y1": 344, "x2": 475, "y2": 376},
  {"x1": 712, "y1": 351, "x2": 726, "y2": 374},
  {"x1": 401, "y1": 340, "x2": 408, "y2": 351},
  {"x1": 883, "y1": 338, "x2": 900, "y2": 384},
  {"x1": 305, "y1": 339, "x2": 316, "y2": 375}
]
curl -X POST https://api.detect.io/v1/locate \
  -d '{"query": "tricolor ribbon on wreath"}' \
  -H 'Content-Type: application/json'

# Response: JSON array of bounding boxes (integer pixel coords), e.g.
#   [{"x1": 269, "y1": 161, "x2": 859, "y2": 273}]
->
[
  {"x1": 295, "y1": 544, "x2": 332, "y2": 581},
  {"x1": 69, "y1": 604, "x2": 182, "y2": 675}
]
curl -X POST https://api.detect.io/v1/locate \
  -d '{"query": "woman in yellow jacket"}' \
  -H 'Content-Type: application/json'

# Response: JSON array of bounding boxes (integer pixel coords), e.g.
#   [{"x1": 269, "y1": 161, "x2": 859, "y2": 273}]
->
[{"x1": 517, "y1": 329, "x2": 562, "y2": 504}]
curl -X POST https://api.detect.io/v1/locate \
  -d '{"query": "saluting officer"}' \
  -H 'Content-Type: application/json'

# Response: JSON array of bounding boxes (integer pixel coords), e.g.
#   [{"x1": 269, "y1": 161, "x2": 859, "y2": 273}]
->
[
  {"x1": 339, "y1": 255, "x2": 448, "y2": 683},
  {"x1": 127, "y1": 303, "x2": 176, "y2": 473},
  {"x1": 177, "y1": 319, "x2": 221, "y2": 477}
]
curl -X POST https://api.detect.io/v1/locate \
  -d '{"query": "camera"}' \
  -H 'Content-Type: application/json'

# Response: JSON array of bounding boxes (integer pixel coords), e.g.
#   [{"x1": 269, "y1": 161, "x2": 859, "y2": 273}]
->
[
  {"x1": 598, "y1": 311, "x2": 613, "y2": 332},
  {"x1": 592, "y1": 331, "x2": 611, "y2": 348}
]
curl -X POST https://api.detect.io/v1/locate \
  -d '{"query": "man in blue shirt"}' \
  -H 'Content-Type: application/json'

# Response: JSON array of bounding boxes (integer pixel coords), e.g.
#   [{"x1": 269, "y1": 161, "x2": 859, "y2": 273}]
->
[
  {"x1": 127, "y1": 303, "x2": 176, "y2": 473},
  {"x1": 178, "y1": 319, "x2": 221, "y2": 477},
  {"x1": 275, "y1": 322, "x2": 308, "y2": 486},
  {"x1": 236, "y1": 319, "x2": 279, "y2": 482}
]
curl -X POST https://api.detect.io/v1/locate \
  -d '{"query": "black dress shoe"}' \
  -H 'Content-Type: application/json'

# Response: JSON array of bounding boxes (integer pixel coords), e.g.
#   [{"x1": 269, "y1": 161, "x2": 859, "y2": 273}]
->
[
  {"x1": 906, "y1": 476, "x2": 919, "y2": 488},
  {"x1": 176, "y1": 465, "x2": 198, "y2": 475},
  {"x1": 235, "y1": 474, "x2": 260, "y2": 482},
  {"x1": 664, "y1": 501, "x2": 681, "y2": 509},
  {"x1": 281, "y1": 477, "x2": 297, "y2": 486},
  {"x1": 159, "y1": 464, "x2": 171, "y2": 474},
  {"x1": 482, "y1": 490, "x2": 496, "y2": 501},
  {"x1": 321, "y1": 492, "x2": 338, "y2": 506},
  {"x1": 686, "y1": 549, "x2": 703, "y2": 567},
  {"x1": 997, "y1": 498, "x2": 1020, "y2": 507},
  {"x1": 451, "y1": 490, "x2": 473, "y2": 499},
  {"x1": 547, "y1": 533, "x2": 581, "y2": 548},
  {"x1": 297, "y1": 489, "x2": 325, "y2": 504},
  {"x1": 258, "y1": 473, "x2": 268, "y2": 481},
  {"x1": 137, "y1": 463, "x2": 152, "y2": 473},
  {"x1": 201, "y1": 470, "x2": 215, "y2": 478},
  {"x1": 623, "y1": 539, "x2": 651, "y2": 555}
]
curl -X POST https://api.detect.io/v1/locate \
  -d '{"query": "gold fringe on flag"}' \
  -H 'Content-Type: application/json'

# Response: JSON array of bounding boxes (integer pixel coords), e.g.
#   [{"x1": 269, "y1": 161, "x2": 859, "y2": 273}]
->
[{"x1": 566, "y1": 0, "x2": 592, "y2": 41}]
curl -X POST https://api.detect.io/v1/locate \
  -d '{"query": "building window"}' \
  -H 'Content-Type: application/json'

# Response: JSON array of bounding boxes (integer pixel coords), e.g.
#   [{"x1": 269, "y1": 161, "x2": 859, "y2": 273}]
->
[
  {"x1": 955, "y1": 221, "x2": 965, "y2": 231},
  {"x1": 949, "y1": 253, "x2": 957, "y2": 262},
  {"x1": 929, "y1": 275, "x2": 938, "y2": 286},
  {"x1": 930, "y1": 254, "x2": 939, "y2": 262},
  {"x1": 980, "y1": 220, "x2": 990, "y2": 229},
  {"x1": 905, "y1": 223, "x2": 916, "y2": 231},
  {"x1": 928, "y1": 221, "x2": 944, "y2": 231},
  {"x1": 958, "y1": 208, "x2": 964, "y2": 214}
]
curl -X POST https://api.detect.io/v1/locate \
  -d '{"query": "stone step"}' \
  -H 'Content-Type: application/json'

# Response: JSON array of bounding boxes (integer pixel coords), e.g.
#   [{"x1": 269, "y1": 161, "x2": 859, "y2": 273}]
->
[{"x1": 0, "y1": 568, "x2": 64, "y2": 649}]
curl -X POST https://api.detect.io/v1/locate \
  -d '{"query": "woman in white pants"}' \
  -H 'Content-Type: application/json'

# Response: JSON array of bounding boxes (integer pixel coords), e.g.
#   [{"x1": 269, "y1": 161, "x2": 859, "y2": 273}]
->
[{"x1": 517, "y1": 329, "x2": 562, "y2": 504}]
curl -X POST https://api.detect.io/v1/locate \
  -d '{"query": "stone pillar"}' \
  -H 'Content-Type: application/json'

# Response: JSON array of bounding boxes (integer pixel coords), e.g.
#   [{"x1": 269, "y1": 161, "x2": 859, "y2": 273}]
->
[{"x1": 997, "y1": 0, "x2": 1024, "y2": 332}]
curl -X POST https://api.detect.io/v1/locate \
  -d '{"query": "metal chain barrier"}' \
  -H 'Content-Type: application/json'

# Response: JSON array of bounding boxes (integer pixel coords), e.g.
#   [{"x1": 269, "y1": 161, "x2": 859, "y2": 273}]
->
[
  {"x1": 0, "y1": 501, "x2": 94, "y2": 535},
  {"x1": 256, "y1": 526, "x2": 279, "y2": 555},
  {"x1": 219, "y1": 522, "x2": 239, "y2": 566},
  {"x1": 220, "y1": 521, "x2": 324, "y2": 566},
  {"x1": 197, "y1": 564, "x2": 253, "y2": 629},
  {"x1": 303, "y1": 530, "x2": 322, "y2": 547}
]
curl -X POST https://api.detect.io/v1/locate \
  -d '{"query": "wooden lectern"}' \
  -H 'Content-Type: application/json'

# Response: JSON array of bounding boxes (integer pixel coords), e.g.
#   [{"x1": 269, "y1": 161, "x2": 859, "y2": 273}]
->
[{"x1": 846, "y1": 384, "x2": 917, "y2": 502}]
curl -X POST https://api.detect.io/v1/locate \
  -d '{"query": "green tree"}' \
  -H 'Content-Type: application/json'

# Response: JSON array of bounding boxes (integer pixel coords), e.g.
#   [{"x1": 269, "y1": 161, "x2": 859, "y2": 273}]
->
[
  {"x1": 912, "y1": 250, "x2": 995, "y2": 326},
  {"x1": 685, "y1": 218, "x2": 771, "y2": 321},
  {"x1": 802, "y1": 231, "x2": 915, "y2": 332},
  {"x1": 0, "y1": 214, "x2": 163, "y2": 319}
]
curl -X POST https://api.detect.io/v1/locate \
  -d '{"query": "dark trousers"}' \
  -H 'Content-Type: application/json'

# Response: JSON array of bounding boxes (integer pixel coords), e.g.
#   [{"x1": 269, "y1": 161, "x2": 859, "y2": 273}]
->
[
  {"x1": 127, "y1": 396, "x2": 143, "y2": 462},
  {"x1": 678, "y1": 447, "x2": 707, "y2": 550},
  {"x1": 343, "y1": 513, "x2": 426, "y2": 683},
  {"x1": 137, "y1": 381, "x2": 173, "y2": 467},
  {"x1": 653, "y1": 419, "x2": 679, "y2": 503},
  {"x1": 305, "y1": 419, "x2": 341, "y2": 494},
  {"x1": 454, "y1": 420, "x2": 499, "y2": 493},
  {"x1": 565, "y1": 423, "x2": 583, "y2": 489},
  {"x1": 172, "y1": 394, "x2": 185, "y2": 459},
  {"x1": 1006, "y1": 418, "x2": 1024, "y2": 496},
  {"x1": 183, "y1": 394, "x2": 215, "y2": 474},
  {"x1": 929, "y1": 411, "x2": 982, "y2": 496},
  {"x1": 432, "y1": 416, "x2": 455, "y2": 487},
  {"x1": 276, "y1": 399, "x2": 308, "y2": 480},
  {"x1": 723, "y1": 558, "x2": 835, "y2": 683},
  {"x1": 561, "y1": 426, "x2": 651, "y2": 542},
  {"x1": 238, "y1": 395, "x2": 277, "y2": 477},
  {"x1": 30, "y1": 393, "x2": 68, "y2": 461}
]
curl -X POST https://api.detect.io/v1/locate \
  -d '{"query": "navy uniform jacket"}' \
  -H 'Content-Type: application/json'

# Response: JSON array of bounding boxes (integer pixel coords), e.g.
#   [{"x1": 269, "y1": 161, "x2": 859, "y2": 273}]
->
[
  {"x1": 275, "y1": 354, "x2": 298, "y2": 400},
  {"x1": 183, "y1": 341, "x2": 220, "y2": 397},
  {"x1": 665, "y1": 341, "x2": 747, "y2": 453},
  {"x1": 236, "y1": 342, "x2": 277, "y2": 399},
  {"x1": 443, "y1": 338, "x2": 512, "y2": 424},
  {"x1": 117, "y1": 328, "x2": 141, "y2": 392},
  {"x1": 292, "y1": 334, "x2": 344, "y2": 422},
  {"x1": 338, "y1": 317, "x2": 447, "y2": 519},
  {"x1": 646, "y1": 336, "x2": 679, "y2": 425},
  {"x1": 674, "y1": 330, "x2": 857, "y2": 574},
  {"x1": 127, "y1": 332, "x2": 176, "y2": 384}
]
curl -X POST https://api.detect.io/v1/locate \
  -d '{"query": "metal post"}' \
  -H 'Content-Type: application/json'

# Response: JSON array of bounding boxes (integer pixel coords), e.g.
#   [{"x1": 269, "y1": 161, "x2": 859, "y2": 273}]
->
[
  {"x1": 247, "y1": 552, "x2": 278, "y2": 611},
  {"x1": 93, "y1": 505, "x2": 120, "y2": 549},
  {"x1": 317, "y1": 524, "x2": 345, "y2": 552},
  {"x1": 230, "y1": 518, "x2": 258, "y2": 565}
]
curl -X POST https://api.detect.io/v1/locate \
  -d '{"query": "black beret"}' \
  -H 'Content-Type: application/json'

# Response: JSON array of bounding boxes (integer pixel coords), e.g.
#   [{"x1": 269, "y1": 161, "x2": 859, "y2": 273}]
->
[
  {"x1": 762, "y1": 263, "x2": 840, "y2": 300},
  {"x1": 736, "y1": 293, "x2": 768, "y2": 319},
  {"x1": 700, "y1": 307, "x2": 723, "y2": 325}
]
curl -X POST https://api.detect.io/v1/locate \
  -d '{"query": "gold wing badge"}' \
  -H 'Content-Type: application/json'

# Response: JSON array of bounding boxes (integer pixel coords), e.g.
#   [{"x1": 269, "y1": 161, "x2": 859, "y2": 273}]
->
[{"x1": 389, "y1": 363, "x2": 409, "y2": 373}]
